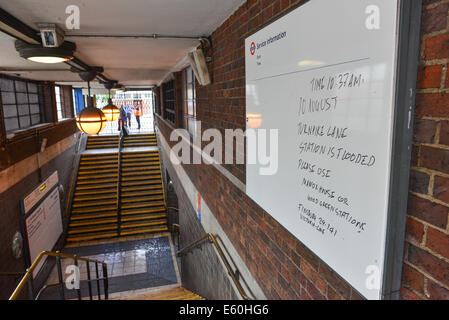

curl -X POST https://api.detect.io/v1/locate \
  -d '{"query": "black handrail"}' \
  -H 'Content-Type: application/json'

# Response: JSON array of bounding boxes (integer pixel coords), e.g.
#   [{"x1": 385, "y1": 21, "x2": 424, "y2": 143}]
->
[{"x1": 178, "y1": 232, "x2": 251, "y2": 300}]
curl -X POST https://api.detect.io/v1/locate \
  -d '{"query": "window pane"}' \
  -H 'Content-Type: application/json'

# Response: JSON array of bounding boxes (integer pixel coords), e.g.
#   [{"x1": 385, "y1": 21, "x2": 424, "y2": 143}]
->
[
  {"x1": 187, "y1": 86, "x2": 193, "y2": 100},
  {"x1": 0, "y1": 78, "x2": 14, "y2": 91},
  {"x1": 28, "y1": 93, "x2": 38, "y2": 104},
  {"x1": 187, "y1": 68, "x2": 193, "y2": 83},
  {"x1": 31, "y1": 114, "x2": 40, "y2": 125},
  {"x1": 19, "y1": 115, "x2": 30, "y2": 128},
  {"x1": 27, "y1": 82, "x2": 38, "y2": 93},
  {"x1": 15, "y1": 80, "x2": 27, "y2": 92},
  {"x1": 187, "y1": 100, "x2": 194, "y2": 115},
  {"x1": 1, "y1": 91, "x2": 16, "y2": 104},
  {"x1": 18, "y1": 104, "x2": 30, "y2": 116},
  {"x1": 3, "y1": 105, "x2": 17, "y2": 117},
  {"x1": 16, "y1": 92, "x2": 28, "y2": 104},
  {"x1": 30, "y1": 104, "x2": 40, "y2": 114},
  {"x1": 5, "y1": 118, "x2": 19, "y2": 131}
]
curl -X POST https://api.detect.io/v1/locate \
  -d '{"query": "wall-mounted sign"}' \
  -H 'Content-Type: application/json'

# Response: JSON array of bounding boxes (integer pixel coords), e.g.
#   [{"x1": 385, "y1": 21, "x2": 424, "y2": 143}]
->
[
  {"x1": 245, "y1": 0, "x2": 420, "y2": 299},
  {"x1": 22, "y1": 172, "x2": 63, "y2": 278}
]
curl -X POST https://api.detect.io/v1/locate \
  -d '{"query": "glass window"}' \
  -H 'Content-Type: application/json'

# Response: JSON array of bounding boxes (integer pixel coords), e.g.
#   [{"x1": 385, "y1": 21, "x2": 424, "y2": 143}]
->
[
  {"x1": 0, "y1": 75, "x2": 43, "y2": 134},
  {"x1": 55, "y1": 86, "x2": 64, "y2": 120},
  {"x1": 183, "y1": 66, "x2": 196, "y2": 135}
]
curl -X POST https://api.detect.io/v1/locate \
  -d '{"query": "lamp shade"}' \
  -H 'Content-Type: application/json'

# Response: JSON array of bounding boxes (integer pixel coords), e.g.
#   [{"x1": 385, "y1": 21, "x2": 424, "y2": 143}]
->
[
  {"x1": 76, "y1": 106, "x2": 107, "y2": 135},
  {"x1": 102, "y1": 99, "x2": 120, "y2": 121},
  {"x1": 15, "y1": 40, "x2": 75, "y2": 64}
]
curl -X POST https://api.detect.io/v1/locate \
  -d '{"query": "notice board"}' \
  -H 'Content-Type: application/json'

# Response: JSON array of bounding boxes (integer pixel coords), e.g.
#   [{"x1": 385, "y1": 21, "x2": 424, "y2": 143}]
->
[
  {"x1": 22, "y1": 172, "x2": 63, "y2": 278},
  {"x1": 245, "y1": 0, "x2": 420, "y2": 299}
]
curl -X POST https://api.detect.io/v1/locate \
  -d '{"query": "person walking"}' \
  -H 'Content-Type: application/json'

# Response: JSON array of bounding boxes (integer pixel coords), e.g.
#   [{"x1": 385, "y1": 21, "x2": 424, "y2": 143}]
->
[
  {"x1": 134, "y1": 101, "x2": 143, "y2": 130},
  {"x1": 118, "y1": 105, "x2": 127, "y2": 131},
  {"x1": 124, "y1": 104, "x2": 134, "y2": 128}
]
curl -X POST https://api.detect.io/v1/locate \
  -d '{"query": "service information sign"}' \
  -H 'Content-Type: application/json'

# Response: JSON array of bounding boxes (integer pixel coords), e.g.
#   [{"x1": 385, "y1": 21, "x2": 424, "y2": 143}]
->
[
  {"x1": 245, "y1": 0, "x2": 401, "y2": 299},
  {"x1": 23, "y1": 172, "x2": 63, "y2": 278}
]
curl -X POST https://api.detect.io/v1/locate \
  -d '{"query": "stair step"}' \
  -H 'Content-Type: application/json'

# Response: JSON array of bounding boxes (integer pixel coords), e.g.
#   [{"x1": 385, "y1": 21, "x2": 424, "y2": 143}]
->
[
  {"x1": 122, "y1": 166, "x2": 159, "y2": 172},
  {"x1": 121, "y1": 180, "x2": 162, "y2": 187},
  {"x1": 121, "y1": 175, "x2": 161, "y2": 182},
  {"x1": 70, "y1": 211, "x2": 117, "y2": 220},
  {"x1": 121, "y1": 190, "x2": 163, "y2": 198},
  {"x1": 73, "y1": 193, "x2": 117, "y2": 202},
  {"x1": 68, "y1": 223, "x2": 118, "y2": 235},
  {"x1": 121, "y1": 196, "x2": 164, "y2": 204},
  {"x1": 122, "y1": 162, "x2": 160, "y2": 167},
  {"x1": 72, "y1": 205, "x2": 117, "y2": 214},
  {"x1": 121, "y1": 158, "x2": 159, "y2": 163},
  {"x1": 121, "y1": 213, "x2": 166, "y2": 222},
  {"x1": 81, "y1": 155, "x2": 118, "y2": 160},
  {"x1": 80, "y1": 159, "x2": 118, "y2": 165},
  {"x1": 121, "y1": 207, "x2": 166, "y2": 216},
  {"x1": 121, "y1": 170, "x2": 159, "y2": 176},
  {"x1": 77, "y1": 173, "x2": 118, "y2": 180},
  {"x1": 121, "y1": 201, "x2": 165, "y2": 210},
  {"x1": 76, "y1": 178, "x2": 118, "y2": 185},
  {"x1": 119, "y1": 225, "x2": 168, "y2": 236},
  {"x1": 66, "y1": 231, "x2": 119, "y2": 242},
  {"x1": 121, "y1": 185, "x2": 163, "y2": 192},
  {"x1": 78, "y1": 169, "x2": 118, "y2": 175},
  {"x1": 69, "y1": 217, "x2": 118, "y2": 227},
  {"x1": 121, "y1": 219, "x2": 167, "y2": 229},
  {"x1": 74, "y1": 184, "x2": 117, "y2": 193},
  {"x1": 72, "y1": 199, "x2": 117, "y2": 208}
]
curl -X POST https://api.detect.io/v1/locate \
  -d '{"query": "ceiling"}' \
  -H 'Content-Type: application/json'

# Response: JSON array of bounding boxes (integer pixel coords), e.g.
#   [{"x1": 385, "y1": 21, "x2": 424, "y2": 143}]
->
[{"x1": 0, "y1": 0, "x2": 245, "y2": 88}]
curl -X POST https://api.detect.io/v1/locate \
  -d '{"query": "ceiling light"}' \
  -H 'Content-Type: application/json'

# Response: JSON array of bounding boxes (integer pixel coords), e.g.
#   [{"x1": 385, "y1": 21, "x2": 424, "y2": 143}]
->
[{"x1": 15, "y1": 40, "x2": 76, "y2": 64}]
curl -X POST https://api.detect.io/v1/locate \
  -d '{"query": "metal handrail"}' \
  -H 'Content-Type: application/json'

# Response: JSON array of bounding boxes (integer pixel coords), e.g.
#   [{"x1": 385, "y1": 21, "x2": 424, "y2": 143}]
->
[
  {"x1": 63, "y1": 132, "x2": 83, "y2": 239},
  {"x1": 9, "y1": 250, "x2": 108, "y2": 300},
  {"x1": 117, "y1": 128, "x2": 123, "y2": 236},
  {"x1": 177, "y1": 233, "x2": 251, "y2": 300}
]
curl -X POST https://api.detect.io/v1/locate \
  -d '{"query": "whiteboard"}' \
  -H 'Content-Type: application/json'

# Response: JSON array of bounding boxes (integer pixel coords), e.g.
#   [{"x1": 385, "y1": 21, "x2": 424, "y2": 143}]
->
[{"x1": 245, "y1": 0, "x2": 400, "y2": 299}]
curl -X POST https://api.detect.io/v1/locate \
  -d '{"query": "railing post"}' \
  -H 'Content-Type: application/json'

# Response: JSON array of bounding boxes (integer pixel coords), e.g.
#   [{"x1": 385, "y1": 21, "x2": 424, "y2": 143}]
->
[
  {"x1": 95, "y1": 262, "x2": 101, "y2": 300},
  {"x1": 86, "y1": 261, "x2": 93, "y2": 300},
  {"x1": 26, "y1": 269, "x2": 34, "y2": 300},
  {"x1": 73, "y1": 255, "x2": 82, "y2": 300},
  {"x1": 102, "y1": 264, "x2": 109, "y2": 300},
  {"x1": 56, "y1": 255, "x2": 65, "y2": 300}
]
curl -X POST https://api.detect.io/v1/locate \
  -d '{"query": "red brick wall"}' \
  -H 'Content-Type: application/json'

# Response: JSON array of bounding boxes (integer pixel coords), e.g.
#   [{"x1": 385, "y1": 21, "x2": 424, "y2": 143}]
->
[
  {"x1": 156, "y1": 0, "x2": 449, "y2": 300},
  {"x1": 402, "y1": 0, "x2": 449, "y2": 300}
]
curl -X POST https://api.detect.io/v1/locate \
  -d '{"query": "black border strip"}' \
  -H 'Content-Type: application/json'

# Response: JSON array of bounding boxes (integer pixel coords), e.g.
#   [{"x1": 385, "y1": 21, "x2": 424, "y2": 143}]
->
[{"x1": 381, "y1": 0, "x2": 422, "y2": 300}]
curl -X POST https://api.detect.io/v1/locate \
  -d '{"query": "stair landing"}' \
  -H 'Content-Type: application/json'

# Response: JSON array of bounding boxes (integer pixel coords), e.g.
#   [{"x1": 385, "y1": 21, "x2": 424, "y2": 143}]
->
[{"x1": 115, "y1": 286, "x2": 205, "y2": 300}]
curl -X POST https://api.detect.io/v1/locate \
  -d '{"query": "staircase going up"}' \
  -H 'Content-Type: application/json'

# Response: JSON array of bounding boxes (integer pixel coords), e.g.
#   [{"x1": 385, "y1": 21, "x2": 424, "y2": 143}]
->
[
  {"x1": 123, "y1": 133, "x2": 157, "y2": 148},
  {"x1": 116, "y1": 286, "x2": 205, "y2": 300},
  {"x1": 67, "y1": 135, "x2": 168, "y2": 243},
  {"x1": 68, "y1": 153, "x2": 120, "y2": 242},
  {"x1": 119, "y1": 150, "x2": 168, "y2": 236},
  {"x1": 86, "y1": 135, "x2": 120, "y2": 149}
]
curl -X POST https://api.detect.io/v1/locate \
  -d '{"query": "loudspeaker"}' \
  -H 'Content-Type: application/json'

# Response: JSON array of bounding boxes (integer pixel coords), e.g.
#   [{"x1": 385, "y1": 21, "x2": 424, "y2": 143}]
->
[{"x1": 188, "y1": 48, "x2": 211, "y2": 86}]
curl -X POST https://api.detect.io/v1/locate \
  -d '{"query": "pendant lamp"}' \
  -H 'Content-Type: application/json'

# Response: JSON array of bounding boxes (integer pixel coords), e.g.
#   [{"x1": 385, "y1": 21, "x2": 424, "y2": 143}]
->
[
  {"x1": 76, "y1": 80, "x2": 107, "y2": 135},
  {"x1": 102, "y1": 85, "x2": 120, "y2": 122}
]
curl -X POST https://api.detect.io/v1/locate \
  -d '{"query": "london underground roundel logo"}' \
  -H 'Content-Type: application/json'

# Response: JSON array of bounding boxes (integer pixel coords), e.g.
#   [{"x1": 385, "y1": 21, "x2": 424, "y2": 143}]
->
[{"x1": 250, "y1": 42, "x2": 256, "y2": 55}]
